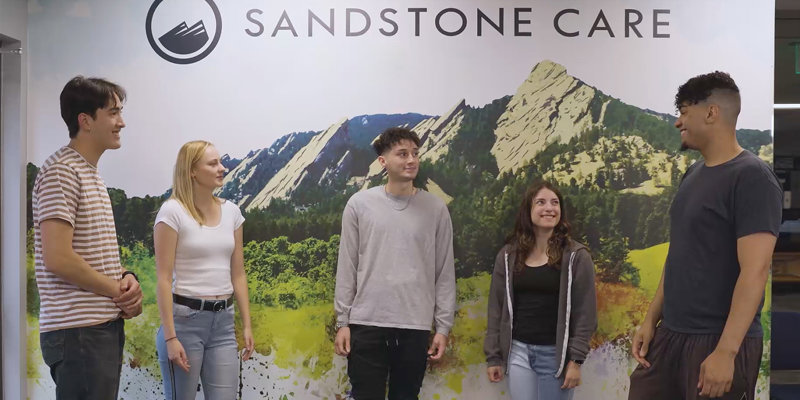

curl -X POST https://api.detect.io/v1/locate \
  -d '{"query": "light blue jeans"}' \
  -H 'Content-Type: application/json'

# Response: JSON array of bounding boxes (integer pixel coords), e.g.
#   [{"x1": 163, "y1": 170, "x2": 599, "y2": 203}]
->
[
  {"x1": 509, "y1": 339, "x2": 574, "y2": 400},
  {"x1": 156, "y1": 303, "x2": 238, "y2": 400}
]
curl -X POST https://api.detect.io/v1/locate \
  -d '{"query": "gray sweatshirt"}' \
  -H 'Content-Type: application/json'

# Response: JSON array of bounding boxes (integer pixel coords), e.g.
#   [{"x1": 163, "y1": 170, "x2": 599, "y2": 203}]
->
[
  {"x1": 484, "y1": 241, "x2": 597, "y2": 377},
  {"x1": 334, "y1": 186, "x2": 457, "y2": 335}
]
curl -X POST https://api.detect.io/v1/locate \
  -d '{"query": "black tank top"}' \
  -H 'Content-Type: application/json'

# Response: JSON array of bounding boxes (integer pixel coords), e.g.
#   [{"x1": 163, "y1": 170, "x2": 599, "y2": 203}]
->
[{"x1": 512, "y1": 263, "x2": 560, "y2": 345}]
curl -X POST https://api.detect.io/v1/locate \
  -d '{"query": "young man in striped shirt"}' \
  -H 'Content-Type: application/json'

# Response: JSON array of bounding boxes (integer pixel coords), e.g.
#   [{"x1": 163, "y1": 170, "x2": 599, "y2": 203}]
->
[{"x1": 33, "y1": 76, "x2": 143, "y2": 399}]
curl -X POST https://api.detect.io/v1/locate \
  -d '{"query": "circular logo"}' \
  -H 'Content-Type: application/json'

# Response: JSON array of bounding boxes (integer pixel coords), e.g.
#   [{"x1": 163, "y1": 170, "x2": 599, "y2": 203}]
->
[{"x1": 145, "y1": 0, "x2": 222, "y2": 65}]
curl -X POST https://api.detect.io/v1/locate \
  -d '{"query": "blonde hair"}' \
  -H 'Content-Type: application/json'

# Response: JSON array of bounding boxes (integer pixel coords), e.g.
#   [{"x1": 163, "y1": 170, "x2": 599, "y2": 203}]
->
[{"x1": 170, "y1": 140, "x2": 214, "y2": 225}]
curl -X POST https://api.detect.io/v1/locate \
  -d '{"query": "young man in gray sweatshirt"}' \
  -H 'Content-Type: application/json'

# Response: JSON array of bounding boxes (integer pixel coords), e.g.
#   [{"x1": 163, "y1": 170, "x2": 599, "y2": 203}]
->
[{"x1": 334, "y1": 127, "x2": 457, "y2": 400}]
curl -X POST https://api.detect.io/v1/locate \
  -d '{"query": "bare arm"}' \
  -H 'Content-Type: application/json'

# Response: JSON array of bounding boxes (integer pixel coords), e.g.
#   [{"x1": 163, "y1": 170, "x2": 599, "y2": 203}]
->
[
  {"x1": 231, "y1": 226, "x2": 255, "y2": 360},
  {"x1": 643, "y1": 266, "x2": 666, "y2": 328},
  {"x1": 230, "y1": 226, "x2": 251, "y2": 330},
  {"x1": 154, "y1": 222, "x2": 179, "y2": 339},
  {"x1": 696, "y1": 232, "x2": 775, "y2": 397},
  {"x1": 716, "y1": 232, "x2": 775, "y2": 355},
  {"x1": 631, "y1": 263, "x2": 665, "y2": 367},
  {"x1": 40, "y1": 219, "x2": 120, "y2": 298}
]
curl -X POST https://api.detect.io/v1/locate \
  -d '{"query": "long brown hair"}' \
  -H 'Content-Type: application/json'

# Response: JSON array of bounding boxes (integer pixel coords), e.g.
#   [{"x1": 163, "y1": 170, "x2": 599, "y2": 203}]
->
[{"x1": 507, "y1": 180, "x2": 571, "y2": 273}]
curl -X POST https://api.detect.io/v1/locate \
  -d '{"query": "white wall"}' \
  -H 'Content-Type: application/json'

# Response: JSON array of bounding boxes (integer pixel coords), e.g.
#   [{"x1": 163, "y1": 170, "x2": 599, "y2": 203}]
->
[{"x1": 0, "y1": 0, "x2": 28, "y2": 398}]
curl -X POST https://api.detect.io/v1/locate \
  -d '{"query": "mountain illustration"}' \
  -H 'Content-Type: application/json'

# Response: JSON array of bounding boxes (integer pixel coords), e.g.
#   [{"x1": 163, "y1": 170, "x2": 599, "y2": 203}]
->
[
  {"x1": 221, "y1": 60, "x2": 770, "y2": 210},
  {"x1": 25, "y1": 60, "x2": 775, "y2": 399},
  {"x1": 214, "y1": 113, "x2": 428, "y2": 209},
  {"x1": 53, "y1": 59, "x2": 770, "y2": 258},
  {"x1": 159, "y1": 20, "x2": 209, "y2": 55}
]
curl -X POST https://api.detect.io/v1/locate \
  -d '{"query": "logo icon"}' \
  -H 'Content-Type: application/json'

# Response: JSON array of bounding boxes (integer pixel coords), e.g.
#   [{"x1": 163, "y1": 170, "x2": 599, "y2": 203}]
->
[{"x1": 146, "y1": 0, "x2": 222, "y2": 65}]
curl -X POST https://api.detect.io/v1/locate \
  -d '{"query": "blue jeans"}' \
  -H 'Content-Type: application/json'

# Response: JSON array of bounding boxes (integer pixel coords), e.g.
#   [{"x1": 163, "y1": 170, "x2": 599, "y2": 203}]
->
[
  {"x1": 156, "y1": 303, "x2": 238, "y2": 400},
  {"x1": 509, "y1": 340, "x2": 574, "y2": 400}
]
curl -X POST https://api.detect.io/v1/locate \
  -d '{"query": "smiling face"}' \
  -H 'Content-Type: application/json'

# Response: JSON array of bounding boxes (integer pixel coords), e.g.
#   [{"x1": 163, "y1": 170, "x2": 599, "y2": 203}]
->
[
  {"x1": 530, "y1": 188, "x2": 561, "y2": 229},
  {"x1": 82, "y1": 93, "x2": 125, "y2": 150},
  {"x1": 378, "y1": 139, "x2": 419, "y2": 183},
  {"x1": 191, "y1": 145, "x2": 226, "y2": 190},
  {"x1": 674, "y1": 101, "x2": 710, "y2": 152}
]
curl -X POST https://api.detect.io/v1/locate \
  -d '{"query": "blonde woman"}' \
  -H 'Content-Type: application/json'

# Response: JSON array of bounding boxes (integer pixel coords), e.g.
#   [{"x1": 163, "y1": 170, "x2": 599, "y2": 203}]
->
[{"x1": 154, "y1": 140, "x2": 254, "y2": 400}]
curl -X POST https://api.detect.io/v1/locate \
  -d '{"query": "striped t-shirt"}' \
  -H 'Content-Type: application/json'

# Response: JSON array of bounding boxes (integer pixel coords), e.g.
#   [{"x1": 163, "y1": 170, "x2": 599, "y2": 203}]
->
[{"x1": 33, "y1": 146, "x2": 123, "y2": 332}]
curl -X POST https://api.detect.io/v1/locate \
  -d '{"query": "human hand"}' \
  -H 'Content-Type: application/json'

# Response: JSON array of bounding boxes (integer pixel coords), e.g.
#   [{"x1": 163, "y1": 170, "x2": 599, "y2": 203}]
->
[{"x1": 427, "y1": 333, "x2": 448, "y2": 360}]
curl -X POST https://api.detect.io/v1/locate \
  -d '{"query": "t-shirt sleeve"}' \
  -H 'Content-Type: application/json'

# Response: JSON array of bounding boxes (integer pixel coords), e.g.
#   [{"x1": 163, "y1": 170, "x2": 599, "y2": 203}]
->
[
  {"x1": 35, "y1": 163, "x2": 81, "y2": 227},
  {"x1": 154, "y1": 200, "x2": 183, "y2": 233},
  {"x1": 231, "y1": 202, "x2": 245, "y2": 230},
  {"x1": 734, "y1": 164, "x2": 783, "y2": 238}
]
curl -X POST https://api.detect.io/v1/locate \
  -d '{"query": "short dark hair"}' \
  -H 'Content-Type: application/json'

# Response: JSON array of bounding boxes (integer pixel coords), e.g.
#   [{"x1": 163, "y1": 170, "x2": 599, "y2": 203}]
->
[
  {"x1": 372, "y1": 127, "x2": 421, "y2": 155},
  {"x1": 674, "y1": 71, "x2": 739, "y2": 110},
  {"x1": 60, "y1": 76, "x2": 126, "y2": 139}
]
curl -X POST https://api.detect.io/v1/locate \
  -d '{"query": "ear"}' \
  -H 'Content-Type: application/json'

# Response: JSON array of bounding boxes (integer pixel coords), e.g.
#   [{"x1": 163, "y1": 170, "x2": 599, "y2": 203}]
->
[
  {"x1": 77, "y1": 112, "x2": 93, "y2": 132},
  {"x1": 705, "y1": 104, "x2": 719, "y2": 123},
  {"x1": 377, "y1": 155, "x2": 387, "y2": 169}
]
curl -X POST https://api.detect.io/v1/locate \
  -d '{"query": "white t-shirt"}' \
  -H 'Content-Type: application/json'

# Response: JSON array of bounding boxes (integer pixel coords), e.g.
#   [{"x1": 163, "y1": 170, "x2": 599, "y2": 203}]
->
[{"x1": 154, "y1": 198, "x2": 245, "y2": 297}]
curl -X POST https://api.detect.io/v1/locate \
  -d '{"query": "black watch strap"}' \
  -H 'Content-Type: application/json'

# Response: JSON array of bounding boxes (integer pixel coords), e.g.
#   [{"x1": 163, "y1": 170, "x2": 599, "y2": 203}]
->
[
  {"x1": 572, "y1": 359, "x2": 584, "y2": 365},
  {"x1": 121, "y1": 270, "x2": 139, "y2": 282}
]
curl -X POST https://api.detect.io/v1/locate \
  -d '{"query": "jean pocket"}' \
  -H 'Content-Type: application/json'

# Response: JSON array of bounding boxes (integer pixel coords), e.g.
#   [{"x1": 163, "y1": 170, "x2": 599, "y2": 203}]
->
[
  {"x1": 173, "y1": 303, "x2": 200, "y2": 319},
  {"x1": 40, "y1": 330, "x2": 66, "y2": 367}
]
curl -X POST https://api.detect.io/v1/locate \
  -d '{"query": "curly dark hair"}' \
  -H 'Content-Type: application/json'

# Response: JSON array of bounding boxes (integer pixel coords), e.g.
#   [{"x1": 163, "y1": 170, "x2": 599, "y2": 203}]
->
[
  {"x1": 372, "y1": 127, "x2": 421, "y2": 155},
  {"x1": 60, "y1": 76, "x2": 127, "y2": 139},
  {"x1": 507, "y1": 180, "x2": 571, "y2": 273},
  {"x1": 674, "y1": 71, "x2": 739, "y2": 110}
]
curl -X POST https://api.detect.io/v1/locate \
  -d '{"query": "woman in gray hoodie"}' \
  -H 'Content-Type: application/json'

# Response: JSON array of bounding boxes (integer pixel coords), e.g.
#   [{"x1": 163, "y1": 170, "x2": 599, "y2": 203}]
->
[{"x1": 484, "y1": 181, "x2": 597, "y2": 399}]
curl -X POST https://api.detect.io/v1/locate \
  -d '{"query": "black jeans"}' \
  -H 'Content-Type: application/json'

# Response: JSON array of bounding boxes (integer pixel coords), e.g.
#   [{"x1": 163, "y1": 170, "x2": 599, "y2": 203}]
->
[
  {"x1": 348, "y1": 324, "x2": 430, "y2": 400},
  {"x1": 40, "y1": 318, "x2": 125, "y2": 400}
]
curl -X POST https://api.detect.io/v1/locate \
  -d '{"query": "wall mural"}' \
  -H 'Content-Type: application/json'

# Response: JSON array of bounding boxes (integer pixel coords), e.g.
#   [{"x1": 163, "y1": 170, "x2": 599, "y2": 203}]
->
[{"x1": 25, "y1": 1, "x2": 774, "y2": 399}]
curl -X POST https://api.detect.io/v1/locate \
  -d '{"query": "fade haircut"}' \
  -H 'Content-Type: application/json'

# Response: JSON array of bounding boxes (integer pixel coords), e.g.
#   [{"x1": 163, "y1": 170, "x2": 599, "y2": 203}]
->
[
  {"x1": 675, "y1": 71, "x2": 741, "y2": 123},
  {"x1": 372, "y1": 127, "x2": 421, "y2": 156},
  {"x1": 60, "y1": 76, "x2": 127, "y2": 139}
]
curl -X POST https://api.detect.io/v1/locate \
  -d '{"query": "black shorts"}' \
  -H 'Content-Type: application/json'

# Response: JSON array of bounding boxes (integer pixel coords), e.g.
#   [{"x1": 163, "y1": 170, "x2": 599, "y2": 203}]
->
[{"x1": 629, "y1": 326, "x2": 762, "y2": 400}]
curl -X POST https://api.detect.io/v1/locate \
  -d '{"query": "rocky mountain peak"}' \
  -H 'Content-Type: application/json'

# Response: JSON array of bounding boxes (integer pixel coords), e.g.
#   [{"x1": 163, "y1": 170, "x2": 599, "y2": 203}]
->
[{"x1": 491, "y1": 60, "x2": 605, "y2": 173}]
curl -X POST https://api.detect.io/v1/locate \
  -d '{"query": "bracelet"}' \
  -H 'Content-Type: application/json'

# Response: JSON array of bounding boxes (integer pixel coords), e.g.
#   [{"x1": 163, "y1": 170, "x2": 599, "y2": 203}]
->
[{"x1": 165, "y1": 336, "x2": 178, "y2": 342}]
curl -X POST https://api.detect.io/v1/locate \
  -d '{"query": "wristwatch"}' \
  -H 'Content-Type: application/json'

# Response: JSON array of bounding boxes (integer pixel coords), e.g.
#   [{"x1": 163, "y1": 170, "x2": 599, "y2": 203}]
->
[
  {"x1": 572, "y1": 359, "x2": 584, "y2": 365},
  {"x1": 335, "y1": 321, "x2": 348, "y2": 330},
  {"x1": 121, "y1": 270, "x2": 139, "y2": 282}
]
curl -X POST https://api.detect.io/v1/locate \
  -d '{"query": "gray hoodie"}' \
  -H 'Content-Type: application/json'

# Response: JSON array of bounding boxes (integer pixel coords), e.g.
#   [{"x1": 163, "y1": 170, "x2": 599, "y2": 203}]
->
[{"x1": 483, "y1": 240, "x2": 597, "y2": 377}]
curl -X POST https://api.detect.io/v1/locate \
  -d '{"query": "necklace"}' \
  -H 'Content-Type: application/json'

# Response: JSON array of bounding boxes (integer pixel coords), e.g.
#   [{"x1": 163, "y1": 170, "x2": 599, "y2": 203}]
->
[{"x1": 384, "y1": 186, "x2": 416, "y2": 211}]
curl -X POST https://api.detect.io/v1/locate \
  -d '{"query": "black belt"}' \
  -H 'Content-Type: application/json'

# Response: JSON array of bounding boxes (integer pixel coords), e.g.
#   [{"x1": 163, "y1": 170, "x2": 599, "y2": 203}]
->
[{"x1": 173, "y1": 293, "x2": 233, "y2": 312}]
